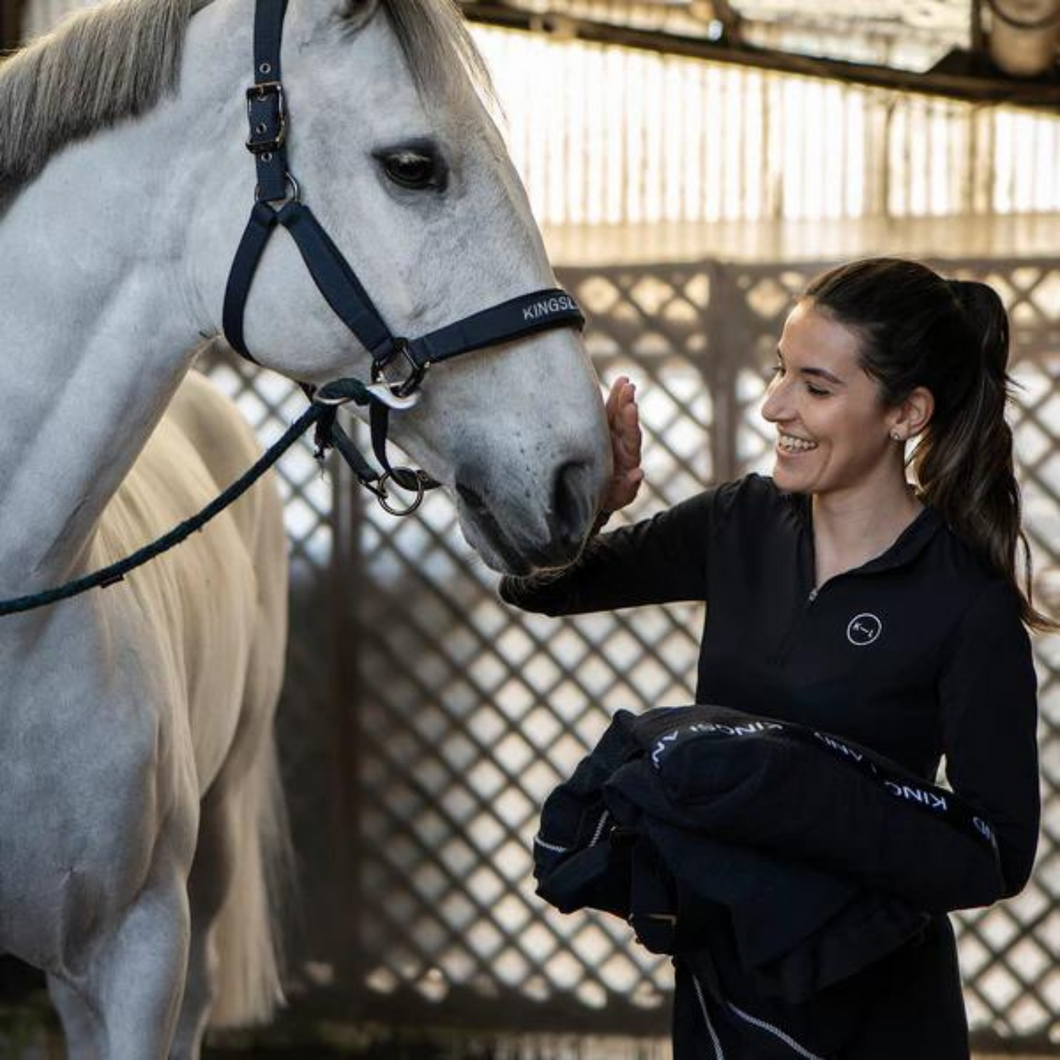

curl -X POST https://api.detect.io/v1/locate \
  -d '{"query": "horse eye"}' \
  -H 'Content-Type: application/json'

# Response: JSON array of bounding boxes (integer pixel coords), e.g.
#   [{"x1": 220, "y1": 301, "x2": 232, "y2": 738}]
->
[{"x1": 380, "y1": 149, "x2": 442, "y2": 191}]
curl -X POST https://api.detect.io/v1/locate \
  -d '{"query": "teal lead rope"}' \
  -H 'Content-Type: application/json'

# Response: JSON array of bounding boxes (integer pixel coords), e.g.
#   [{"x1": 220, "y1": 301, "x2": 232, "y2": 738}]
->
[{"x1": 0, "y1": 379, "x2": 390, "y2": 618}]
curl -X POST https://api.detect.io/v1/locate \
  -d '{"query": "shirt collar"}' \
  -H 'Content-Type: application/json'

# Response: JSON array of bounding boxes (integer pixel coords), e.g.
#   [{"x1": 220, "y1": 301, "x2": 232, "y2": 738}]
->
[{"x1": 790, "y1": 491, "x2": 943, "y2": 575}]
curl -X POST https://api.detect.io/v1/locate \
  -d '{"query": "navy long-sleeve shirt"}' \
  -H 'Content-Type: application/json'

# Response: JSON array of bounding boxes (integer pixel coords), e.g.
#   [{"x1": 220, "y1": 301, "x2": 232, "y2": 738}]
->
[{"x1": 501, "y1": 473, "x2": 1040, "y2": 899}]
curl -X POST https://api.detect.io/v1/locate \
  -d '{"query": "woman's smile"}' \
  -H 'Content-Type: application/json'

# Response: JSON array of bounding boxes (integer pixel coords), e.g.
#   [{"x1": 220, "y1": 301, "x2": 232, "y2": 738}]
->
[{"x1": 776, "y1": 431, "x2": 819, "y2": 454}]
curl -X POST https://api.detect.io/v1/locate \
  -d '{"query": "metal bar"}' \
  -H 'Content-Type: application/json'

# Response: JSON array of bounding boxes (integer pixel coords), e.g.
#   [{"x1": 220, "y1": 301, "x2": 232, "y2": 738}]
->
[{"x1": 460, "y1": 2, "x2": 1060, "y2": 111}]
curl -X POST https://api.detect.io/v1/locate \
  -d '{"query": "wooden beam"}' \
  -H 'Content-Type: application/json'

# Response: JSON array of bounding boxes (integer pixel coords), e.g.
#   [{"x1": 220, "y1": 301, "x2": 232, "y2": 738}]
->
[
  {"x1": 460, "y1": 1, "x2": 1060, "y2": 111},
  {"x1": 0, "y1": 0, "x2": 24, "y2": 52}
]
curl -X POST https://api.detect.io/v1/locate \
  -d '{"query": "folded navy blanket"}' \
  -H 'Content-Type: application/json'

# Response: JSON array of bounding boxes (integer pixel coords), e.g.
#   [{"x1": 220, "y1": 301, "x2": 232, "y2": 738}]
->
[{"x1": 533, "y1": 705, "x2": 1002, "y2": 1002}]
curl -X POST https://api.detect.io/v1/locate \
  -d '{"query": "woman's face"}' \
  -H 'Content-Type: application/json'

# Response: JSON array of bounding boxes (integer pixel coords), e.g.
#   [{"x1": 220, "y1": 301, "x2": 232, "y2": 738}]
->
[{"x1": 761, "y1": 301, "x2": 902, "y2": 498}]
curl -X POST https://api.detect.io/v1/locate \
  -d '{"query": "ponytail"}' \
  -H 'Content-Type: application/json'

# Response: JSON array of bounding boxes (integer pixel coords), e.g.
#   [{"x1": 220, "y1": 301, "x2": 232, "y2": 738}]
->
[
  {"x1": 917, "y1": 281, "x2": 1054, "y2": 631},
  {"x1": 804, "y1": 259, "x2": 1057, "y2": 633}
]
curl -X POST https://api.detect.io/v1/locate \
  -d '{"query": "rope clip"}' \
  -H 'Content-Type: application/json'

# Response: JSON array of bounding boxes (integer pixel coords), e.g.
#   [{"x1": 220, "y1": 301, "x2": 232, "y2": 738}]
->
[{"x1": 364, "y1": 382, "x2": 421, "y2": 410}]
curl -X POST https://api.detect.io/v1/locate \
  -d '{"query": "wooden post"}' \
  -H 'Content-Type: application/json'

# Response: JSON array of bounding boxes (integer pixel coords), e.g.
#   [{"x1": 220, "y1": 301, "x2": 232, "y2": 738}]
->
[{"x1": 971, "y1": 0, "x2": 986, "y2": 54}]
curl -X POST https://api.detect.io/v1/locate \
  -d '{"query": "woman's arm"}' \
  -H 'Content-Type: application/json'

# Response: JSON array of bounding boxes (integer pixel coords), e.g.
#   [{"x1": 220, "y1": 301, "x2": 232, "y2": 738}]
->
[
  {"x1": 500, "y1": 492, "x2": 716, "y2": 615},
  {"x1": 938, "y1": 580, "x2": 1041, "y2": 898}
]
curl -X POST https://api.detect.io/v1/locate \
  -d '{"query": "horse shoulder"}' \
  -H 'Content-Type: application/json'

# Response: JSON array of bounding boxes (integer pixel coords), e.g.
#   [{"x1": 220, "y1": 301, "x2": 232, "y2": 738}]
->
[{"x1": 92, "y1": 371, "x2": 287, "y2": 791}]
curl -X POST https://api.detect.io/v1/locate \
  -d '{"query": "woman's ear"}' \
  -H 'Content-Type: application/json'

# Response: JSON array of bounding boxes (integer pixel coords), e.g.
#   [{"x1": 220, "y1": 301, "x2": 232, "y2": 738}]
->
[{"x1": 890, "y1": 386, "x2": 935, "y2": 440}]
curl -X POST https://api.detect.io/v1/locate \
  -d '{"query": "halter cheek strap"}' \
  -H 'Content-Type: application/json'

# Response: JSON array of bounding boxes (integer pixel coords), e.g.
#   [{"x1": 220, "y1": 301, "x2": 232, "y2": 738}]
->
[{"x1": 222, "y1": 0, "x2": 587, "y2": 513}]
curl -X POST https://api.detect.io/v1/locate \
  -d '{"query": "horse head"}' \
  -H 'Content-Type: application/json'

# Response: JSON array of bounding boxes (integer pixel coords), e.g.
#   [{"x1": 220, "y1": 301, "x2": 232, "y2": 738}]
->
[{"x1": 182, "y1": 0, "x2": 611, "y2": 573}]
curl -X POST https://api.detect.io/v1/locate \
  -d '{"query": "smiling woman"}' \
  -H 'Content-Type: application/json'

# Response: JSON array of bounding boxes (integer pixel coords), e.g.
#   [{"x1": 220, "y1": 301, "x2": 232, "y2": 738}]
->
[{"x1": 500, "y1": 256, "x2": 1053, "y2": 1058}]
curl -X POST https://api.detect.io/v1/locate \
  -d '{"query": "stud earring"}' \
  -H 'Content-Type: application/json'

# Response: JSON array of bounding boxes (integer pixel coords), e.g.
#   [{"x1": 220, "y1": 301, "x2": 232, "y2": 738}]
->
[{"x1": 891, "y1": 430, "x2": 903, "y2": 441}]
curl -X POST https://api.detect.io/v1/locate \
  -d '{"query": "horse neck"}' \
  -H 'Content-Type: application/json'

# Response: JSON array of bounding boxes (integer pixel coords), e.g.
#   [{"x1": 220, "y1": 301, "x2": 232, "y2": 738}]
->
[{"x1": 0, "y1": 122, "x2": 203, "y2": 600}]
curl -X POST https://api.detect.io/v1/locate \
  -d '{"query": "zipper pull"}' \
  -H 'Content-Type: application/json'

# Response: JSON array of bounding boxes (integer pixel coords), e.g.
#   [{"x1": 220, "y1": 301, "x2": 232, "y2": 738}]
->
[{"x1": 808, "y1": 587, "x2": 819, "y2": 603}]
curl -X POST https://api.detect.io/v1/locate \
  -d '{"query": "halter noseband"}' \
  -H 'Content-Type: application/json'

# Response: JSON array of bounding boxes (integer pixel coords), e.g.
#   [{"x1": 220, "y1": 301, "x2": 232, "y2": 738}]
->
[{"x1": 222, "y1": 0, "x2": 586, "y2": 515}]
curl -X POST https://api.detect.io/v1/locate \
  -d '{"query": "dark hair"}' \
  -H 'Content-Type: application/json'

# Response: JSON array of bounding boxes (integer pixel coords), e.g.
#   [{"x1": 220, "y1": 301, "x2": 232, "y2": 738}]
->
[{"x1": 803, "y1": 257, "x2": 1056, "y2": 633}]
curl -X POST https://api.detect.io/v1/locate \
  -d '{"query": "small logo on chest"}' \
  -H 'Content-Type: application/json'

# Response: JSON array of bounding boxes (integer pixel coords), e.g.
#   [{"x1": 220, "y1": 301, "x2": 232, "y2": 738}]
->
[{"x1": 846, "y1": 613, "x2": 882, "y2": 646}]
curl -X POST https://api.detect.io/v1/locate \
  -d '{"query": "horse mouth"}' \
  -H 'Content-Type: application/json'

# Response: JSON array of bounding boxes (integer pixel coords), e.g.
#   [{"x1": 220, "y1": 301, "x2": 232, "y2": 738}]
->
[
  {"x1": 456, "y1": 490, "x2": 589, "y2": 575},
  {"x1": 458, "y1": 496, "x2": 539, "y2": 575},
  {"x1": 452, "y1": 456, "x2": 601, "y2": 574}
]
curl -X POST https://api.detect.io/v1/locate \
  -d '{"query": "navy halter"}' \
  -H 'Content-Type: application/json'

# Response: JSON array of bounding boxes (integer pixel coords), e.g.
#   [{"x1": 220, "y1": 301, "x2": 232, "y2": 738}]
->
[{"x1": 223, "y1": 0, "x2": 587, "y2": 514}]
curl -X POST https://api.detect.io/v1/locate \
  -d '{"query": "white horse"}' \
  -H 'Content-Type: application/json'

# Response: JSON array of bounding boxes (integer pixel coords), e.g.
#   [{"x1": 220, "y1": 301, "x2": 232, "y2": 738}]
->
[{"x1": 0, "y1": 0, "x2": 610, "y2": 1055}]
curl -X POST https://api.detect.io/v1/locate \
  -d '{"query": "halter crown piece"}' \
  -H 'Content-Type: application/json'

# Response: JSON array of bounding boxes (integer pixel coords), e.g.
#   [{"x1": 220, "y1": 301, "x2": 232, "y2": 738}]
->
[{"x1": 222, "y1": 0, "x2": 587, "y2": 515}]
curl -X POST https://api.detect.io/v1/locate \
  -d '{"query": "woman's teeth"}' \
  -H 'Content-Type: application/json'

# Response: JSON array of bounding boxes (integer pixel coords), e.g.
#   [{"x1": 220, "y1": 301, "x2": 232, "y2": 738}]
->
[{"x1": 778, "y1": 432, "x2": 819, "y2": 452}]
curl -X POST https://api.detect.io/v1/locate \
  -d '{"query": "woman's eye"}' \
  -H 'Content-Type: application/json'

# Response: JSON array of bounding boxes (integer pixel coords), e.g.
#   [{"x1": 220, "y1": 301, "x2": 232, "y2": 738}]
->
[
  {"x1": 379, "y1": 150, "x2": 443, "y2": 191},
  {"x1": 767, "y1": 363, "x2": 785, "y2": 379},
  {"x1": 807, "y1": 384, "x2": 830, "y2": 397}
]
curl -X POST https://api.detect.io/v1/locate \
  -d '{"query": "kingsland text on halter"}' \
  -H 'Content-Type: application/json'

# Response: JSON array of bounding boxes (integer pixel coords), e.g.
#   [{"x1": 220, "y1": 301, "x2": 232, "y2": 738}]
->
[
  {"x1": 523, "y1": 295, "x2": 578, "y2": 321},
  {"x1": 223, "y1": 0, "x2": 587, "y2": 516}
]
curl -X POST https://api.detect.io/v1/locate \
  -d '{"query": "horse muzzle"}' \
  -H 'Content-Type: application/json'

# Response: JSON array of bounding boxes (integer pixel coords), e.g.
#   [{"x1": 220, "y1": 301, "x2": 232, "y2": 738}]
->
[{"x1": 455, "y1": 458, "x2": 600, "y2": 575}]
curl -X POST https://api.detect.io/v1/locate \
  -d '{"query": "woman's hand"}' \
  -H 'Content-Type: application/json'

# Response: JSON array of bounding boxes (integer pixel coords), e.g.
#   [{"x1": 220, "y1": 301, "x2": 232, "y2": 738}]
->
[{"x1": 601, "y1": 376, "x2": 644, "y2": 514}]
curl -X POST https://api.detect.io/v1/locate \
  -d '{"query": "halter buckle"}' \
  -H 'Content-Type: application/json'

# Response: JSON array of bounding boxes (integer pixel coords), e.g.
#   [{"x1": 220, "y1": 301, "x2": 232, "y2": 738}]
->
[
  {"x1": 371, "y1": 338, "x2": 430, "y2": 402},
  {"x1": 245, "y1": 81, "x2": 287, "y2": 155}
]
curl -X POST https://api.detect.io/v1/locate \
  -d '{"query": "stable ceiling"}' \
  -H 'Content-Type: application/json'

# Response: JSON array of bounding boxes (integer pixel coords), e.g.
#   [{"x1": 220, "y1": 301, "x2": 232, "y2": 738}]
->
[{"x1": 460, "y1": 0, "x2": 1060, "y2": 107}]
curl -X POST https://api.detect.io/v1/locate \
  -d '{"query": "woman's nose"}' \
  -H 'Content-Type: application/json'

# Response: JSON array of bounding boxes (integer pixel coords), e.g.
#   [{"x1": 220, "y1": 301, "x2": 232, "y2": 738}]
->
[{"x1": 761, "y1": 377, "x2": 787, "y2": 422}]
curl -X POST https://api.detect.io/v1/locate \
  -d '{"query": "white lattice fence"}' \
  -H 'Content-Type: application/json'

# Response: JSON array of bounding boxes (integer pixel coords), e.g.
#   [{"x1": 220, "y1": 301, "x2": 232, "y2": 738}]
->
[{"x1": 194, "y1": 257, "x2": 1060, "y2": 1044}]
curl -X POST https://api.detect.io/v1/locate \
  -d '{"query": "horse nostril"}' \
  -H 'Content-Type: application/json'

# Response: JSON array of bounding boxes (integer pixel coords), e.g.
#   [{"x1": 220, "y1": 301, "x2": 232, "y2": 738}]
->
[{"x1": 550, "y1": 460, "x2": 589, "y2": 545}]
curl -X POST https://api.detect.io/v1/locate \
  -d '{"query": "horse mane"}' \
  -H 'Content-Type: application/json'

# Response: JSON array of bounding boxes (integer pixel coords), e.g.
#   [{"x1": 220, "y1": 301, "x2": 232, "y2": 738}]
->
[
  {"x1": 371, "y1": 0, "x2": 494, "y2": 101},
  {"x1": 0, "y1": 0, "x2": 493, "y2": 207},
  {"x1": 0, "y1": 0, "x2": 208, "y2": 201}
]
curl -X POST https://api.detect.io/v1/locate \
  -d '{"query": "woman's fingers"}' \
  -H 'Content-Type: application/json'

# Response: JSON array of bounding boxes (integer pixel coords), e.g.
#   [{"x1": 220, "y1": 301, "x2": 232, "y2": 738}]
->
[
  {"x1": 620, "y1": 400, "x2": 642, "y2": 462},
  {"x1": 605, "y1": 376, "x2": 630, "y2": 424},
  {"x1": 611, "y1": 392, "x2": 642, "y2": 471},
  {"x1": 602, "y1": 376, "x2": 644, "y2": 512}
]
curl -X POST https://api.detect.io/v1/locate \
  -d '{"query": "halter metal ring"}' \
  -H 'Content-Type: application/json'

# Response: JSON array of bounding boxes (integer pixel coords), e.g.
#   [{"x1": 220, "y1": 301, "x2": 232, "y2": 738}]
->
[
  {"x1": 376, "y1": 468, "x2": 426, "y2": 516},
  {"x1": 255, "y1": 171, "x2": 301, "y2": 205}
]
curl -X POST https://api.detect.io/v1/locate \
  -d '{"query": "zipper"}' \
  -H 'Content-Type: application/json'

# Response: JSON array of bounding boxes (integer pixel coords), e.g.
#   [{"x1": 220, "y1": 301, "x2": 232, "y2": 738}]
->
[
  {"x1": 778, "y1": 562, "x2": 894, "y2": 663},
  {"x1": 776, "y1": 497, "x2": 936, "y2": 666},
  {"x1": 775, "y1": 583, "x2": 824, "y2": 664}
]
